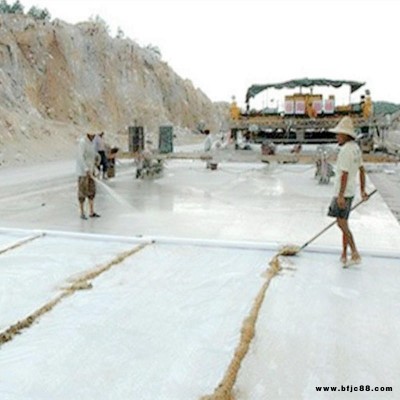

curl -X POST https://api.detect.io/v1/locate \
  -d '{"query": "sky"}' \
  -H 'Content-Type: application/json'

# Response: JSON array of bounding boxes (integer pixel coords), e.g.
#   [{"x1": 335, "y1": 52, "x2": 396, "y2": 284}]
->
[{"x1": 19, "y1": 0, "x2": 400, "y2": 107}]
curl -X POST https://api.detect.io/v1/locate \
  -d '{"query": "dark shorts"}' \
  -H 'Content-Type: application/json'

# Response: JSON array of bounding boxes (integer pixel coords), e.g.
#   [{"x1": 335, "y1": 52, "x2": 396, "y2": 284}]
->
[
  {"x1": 98, "y1": 151, "x2": 108, "y2": 171},
  {"x1": 78, "y1": 176, "x2": 96, "y2": 202},
  {"x1": 327, "y1": 196, "x2": 354, "y2": 220}
]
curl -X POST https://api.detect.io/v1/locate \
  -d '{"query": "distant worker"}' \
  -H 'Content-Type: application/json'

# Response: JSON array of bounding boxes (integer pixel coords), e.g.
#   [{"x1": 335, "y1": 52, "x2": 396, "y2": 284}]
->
[
  {"x1": 328, "y1": 117, "x2": 368, "y2": 267},
  {"x1": 76, "y1": 132, "x2": 101, "y2": 219},
  {"x1": 362, "y1": 90, "x2": 373, "y2": 118},
  {"x1": 307, "y1": 101, "x2": 317, "y2": 119},
  {"x1": 107, "y1": 147, "x2": 119, "y2": 178},
  {"x1": 94, "y1": 132, "x2": 108, "y2": 179},
  {"x1": 230, "y1": 96, "x2": 241, "y2": 120},
  {"x1": 360, "y1": 94, "x2": 365, "y2": 113},
  {"x1": 203, "y1": 129, "x2": 213, "y2": 168},
  {"x1": 204, "y1": 129, "x2": 212, "y2": 152}
]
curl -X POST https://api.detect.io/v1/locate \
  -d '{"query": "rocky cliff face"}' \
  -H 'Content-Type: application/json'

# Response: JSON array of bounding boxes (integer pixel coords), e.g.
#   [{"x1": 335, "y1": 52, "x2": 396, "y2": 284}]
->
[{"x1": 0, "y1": 14, "x2": 228, "y2": 166}]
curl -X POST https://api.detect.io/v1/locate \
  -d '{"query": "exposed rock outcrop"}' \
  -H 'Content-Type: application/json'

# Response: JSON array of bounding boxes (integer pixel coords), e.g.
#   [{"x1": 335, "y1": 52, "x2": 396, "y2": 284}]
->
[{"x1": 0, "y1": 14, "x2": 228, "y2": 166}]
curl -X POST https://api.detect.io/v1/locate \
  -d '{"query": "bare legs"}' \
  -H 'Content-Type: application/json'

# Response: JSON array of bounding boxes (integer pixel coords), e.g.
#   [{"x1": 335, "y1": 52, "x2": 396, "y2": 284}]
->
[
  {"x1": 79, "y1": 201, "x2": 85, "y2": 218},
  {"x1": 337, "y1": 217, "x2": 361, "y2": 264},
  {"x1": 88, "y1": 198, "x2": 94, "y2": 216},
  {"x1": 79, "y1": 198, "x2": 95, "y2": 219}
]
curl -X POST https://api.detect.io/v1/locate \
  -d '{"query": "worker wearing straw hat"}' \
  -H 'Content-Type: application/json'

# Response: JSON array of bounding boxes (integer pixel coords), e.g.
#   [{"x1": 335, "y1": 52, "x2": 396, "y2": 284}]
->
[{"x1": 328, "y1": 116, "x2": 369, "y2": 267}]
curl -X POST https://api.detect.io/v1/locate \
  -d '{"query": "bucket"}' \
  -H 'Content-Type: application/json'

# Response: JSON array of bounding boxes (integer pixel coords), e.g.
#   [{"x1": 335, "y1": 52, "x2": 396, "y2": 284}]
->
[
  {"x1": 107, "y1": 165, "x2": 115, "y2": 178},
  {"x1": 210, "y1": 163, "x2": 218, "y2": 170}
]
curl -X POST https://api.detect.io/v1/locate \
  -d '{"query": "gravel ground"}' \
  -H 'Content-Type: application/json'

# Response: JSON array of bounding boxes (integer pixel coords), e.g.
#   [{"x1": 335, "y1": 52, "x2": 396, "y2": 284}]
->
[{"x1": 367, "y1": 163, "x2": 400, "y2": 222}]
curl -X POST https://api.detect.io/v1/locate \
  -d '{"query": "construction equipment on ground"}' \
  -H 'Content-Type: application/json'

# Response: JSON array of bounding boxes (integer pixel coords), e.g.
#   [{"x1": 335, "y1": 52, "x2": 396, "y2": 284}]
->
[
  {"x1": 135, "y1": 150, "x2": 164, "y2": 180},
  {"x1": 230, "y1": 78, "x2": 377, "y2": 150},
  {"x1": 314, "y1": 145, "x2": 335, "y2": 184}
]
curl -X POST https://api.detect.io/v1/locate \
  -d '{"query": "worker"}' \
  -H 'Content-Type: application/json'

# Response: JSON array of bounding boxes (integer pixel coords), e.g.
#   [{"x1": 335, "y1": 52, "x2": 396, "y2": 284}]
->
[
  {"x1": 203, "y1": 129, "x2": 213, "y2": 168},
  {"x1": 94, "y1": 132, "x2": 108, "y2": 179},
  {"x1": 106, "y1": 147, "x2": 119, "y2": 178},
  {"x1": 362, "y1": 90, "x2": 373, "y2": 118},
  {"x1": 76, "y1": 132, "x2": 101, "y2": 219},
  {"x1": 230, "y1": 96, "x2": 241, "y2": 120},
  {"x1": 204, "y1": 129, "x2": 212, "y2": 152},
  {"x1": 307, "y1": 101, "x2": 317, "y2": 119},
  {"x1": 328, "y1": 117, "x2": 368, "y2": 267}
]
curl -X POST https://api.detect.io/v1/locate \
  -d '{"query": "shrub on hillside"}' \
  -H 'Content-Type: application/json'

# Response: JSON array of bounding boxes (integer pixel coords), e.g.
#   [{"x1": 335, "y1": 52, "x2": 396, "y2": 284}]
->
[
  {"x1": 0, "y1": 1, "x2": 50, "y2": 20},
  {"x1": 27, "y1": 5, "x2": 51, "y2": 21}
]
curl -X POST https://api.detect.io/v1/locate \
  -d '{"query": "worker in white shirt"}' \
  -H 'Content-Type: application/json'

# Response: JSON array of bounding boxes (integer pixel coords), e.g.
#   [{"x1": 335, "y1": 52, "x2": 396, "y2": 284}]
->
[
  {"x1": 76, "y1": 132, "x2": 100, "y2": 219},
  {"x1": 328, "y1": 117, "x2": 369, "y2": 267},
  {"x1": 94, "y1": 132, "x2": 108, "y2": 179}
]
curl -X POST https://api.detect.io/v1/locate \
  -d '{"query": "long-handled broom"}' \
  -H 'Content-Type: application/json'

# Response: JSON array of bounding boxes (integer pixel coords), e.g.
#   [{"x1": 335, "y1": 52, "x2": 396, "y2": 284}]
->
[{"x1": 279, "y1": 189, "x2": 378, "y2": 256}]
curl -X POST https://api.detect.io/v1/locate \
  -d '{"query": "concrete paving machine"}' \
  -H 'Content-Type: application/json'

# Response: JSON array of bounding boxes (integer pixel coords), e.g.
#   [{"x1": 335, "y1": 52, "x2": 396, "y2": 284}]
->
[{"x1": 230, "y1": 78, "x2": 376, "y2": 150}]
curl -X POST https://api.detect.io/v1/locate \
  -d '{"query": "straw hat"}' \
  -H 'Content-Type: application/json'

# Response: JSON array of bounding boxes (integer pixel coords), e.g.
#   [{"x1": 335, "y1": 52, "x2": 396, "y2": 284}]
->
[{"x1": 329, "y1": 116, "x2": 356, "y2": 139}]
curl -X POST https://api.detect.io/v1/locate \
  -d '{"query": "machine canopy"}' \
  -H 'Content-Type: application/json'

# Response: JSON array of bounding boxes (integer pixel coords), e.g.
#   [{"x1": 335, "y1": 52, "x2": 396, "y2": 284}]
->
[{"x1": 246, "y1": 78, "x2": 365, "y2": 102}]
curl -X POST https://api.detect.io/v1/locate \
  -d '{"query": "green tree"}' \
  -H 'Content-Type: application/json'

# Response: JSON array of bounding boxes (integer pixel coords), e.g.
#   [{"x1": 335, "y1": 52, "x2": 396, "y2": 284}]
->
[
  {"x1": 373, "y1": 101, "x2": 400, "y2": 115},
  {"x1": 9, "y1": 0, "x2": 23, "y2": 14},
  {"x1": 89, "y1": 14, "x2": 110, "y2": 33},
  {"x1": 0, "y1": 0, "x2": 11, "y2": 13},
  {"x1": 145, "y1": 44, "x2": 162, "y2": 59},
  {"x1": 28, "y1": 5, "x2": 51, "y2": 20},
  {"x1": 116, "y1": 26, "x2": 125, "y2": 39}
]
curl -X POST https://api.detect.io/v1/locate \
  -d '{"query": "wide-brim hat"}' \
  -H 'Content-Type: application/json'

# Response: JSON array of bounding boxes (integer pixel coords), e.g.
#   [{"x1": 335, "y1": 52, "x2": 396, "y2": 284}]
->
[{"x1": 329, "y1": 116, "x2": 357, "y2": 139}]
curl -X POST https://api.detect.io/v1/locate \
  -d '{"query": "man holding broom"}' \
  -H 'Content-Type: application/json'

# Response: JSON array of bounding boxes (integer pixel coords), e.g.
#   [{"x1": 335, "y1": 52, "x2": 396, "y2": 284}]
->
[
  {"x1": 76, "y1": 132, "x2": 101, "y2": 220},
  {"x1": 328, "y1": 116, "x2": 369, "y2": 267}
]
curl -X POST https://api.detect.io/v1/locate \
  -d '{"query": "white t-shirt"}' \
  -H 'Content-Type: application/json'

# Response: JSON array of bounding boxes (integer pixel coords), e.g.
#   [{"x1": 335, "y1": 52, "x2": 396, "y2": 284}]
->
[
  {"x1": 94, "y1": 134, "x2": 106, "y2": 152},
  {"x1": 334, "y1": 141, "x2": 363, "y2": 197},
  {"x1": 204, "y1": 135, "x2": 212, "y2": 152},
  {"x1": 76, "y1": 136, "x2": 96, "y2": 177}
]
